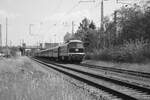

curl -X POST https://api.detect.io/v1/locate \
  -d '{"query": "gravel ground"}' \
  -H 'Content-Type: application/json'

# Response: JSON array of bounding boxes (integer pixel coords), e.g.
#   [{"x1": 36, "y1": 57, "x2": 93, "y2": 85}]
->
[{"x1": 0, "y1": 56, "x2": 110, "y2": 100}]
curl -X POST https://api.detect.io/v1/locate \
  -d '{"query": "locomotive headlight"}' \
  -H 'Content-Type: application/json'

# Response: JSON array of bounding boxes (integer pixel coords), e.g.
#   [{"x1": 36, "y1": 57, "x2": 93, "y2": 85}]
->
[{"x1": 75, "y1": 49, "x2": 79, "y2": 51}]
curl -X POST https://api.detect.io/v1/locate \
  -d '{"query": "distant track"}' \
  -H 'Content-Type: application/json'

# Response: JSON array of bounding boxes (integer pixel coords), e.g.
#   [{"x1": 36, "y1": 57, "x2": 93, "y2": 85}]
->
[
  {"x1": 79, "y1": 63, "x2": 150, "y2": 78},
  {"x1": 32, "y1": 57, "x2": 150, "y2": 100}
]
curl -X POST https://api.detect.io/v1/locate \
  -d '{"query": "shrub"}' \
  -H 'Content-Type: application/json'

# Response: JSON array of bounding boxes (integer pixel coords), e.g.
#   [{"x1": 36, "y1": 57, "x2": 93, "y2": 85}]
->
[
  {"x1": 142, "y1": 44, "x2": 150, "y2": 58},
  {"x1": 84, "y1": 52, "x2": 92, "y2": 60},
  {"x1": 85, "y1": 39, "x2": 150, "y2": 63}
]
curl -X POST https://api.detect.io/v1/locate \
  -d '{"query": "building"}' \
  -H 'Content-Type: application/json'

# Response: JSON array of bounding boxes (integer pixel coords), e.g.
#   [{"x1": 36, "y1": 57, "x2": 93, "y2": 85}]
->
[{"x1": 44, "y1": 43, "x2": 59, "y2": 49}]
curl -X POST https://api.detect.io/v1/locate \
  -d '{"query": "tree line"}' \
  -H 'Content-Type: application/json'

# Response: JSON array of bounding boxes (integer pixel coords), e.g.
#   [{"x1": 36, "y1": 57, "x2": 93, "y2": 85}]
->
[{"x1": 64, "y1": 2, "x2": 150, "y2": 62}]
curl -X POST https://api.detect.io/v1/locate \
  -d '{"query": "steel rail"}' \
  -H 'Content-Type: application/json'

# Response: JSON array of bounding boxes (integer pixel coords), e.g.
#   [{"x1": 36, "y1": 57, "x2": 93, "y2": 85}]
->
[
  {"x1": 32, "y1": 57, "x2": 150, "y2": 100},
  {"x1": 79, "y1": 63, "x2": 150, "y2": 78}
]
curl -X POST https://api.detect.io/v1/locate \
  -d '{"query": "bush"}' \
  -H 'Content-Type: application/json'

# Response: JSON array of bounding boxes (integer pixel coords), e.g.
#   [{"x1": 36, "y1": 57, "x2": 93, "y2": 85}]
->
[
  {"x1": 86, "y1": 39, "x2": 150, "y2": 63},
  {"x1": 84, "y1": 52, "x2": 92, "y2": 60},
  {"x1": 143, "y1": 44, "x2": 150, "y2": 58},
  {"x1": 121, "y1": 39, "x2": 147, "y2": 62}
]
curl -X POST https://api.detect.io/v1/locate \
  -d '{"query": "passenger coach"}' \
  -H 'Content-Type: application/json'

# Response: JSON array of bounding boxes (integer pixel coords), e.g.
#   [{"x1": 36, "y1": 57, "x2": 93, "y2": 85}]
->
[{"x1": 35, "y1": 40, "x2": 85, "y2": 63}]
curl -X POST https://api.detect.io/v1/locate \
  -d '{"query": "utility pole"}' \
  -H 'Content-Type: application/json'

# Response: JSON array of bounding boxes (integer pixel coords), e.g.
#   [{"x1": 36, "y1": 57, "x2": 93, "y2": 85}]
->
[
  {"x1": 6, "y1": 17, "x2": 9, "y2": 57},
  {"x1": 78, "y1": 0, "x2": 105, "y2": 48},
  {"x1": 101, "y1": 0, "x2": 104, "y2": 31},
  {"x1": 6, "y1": 17, "x2": 8, "y2": 47},
  {"x1": 114, "y1": 10, "x2": 117, "y2": 35},
  {"x1": 100, "y1": 0, "x2": 105, "y2": 48},
  {"x1": 29, "y1": 24, "x2": 33, "y2": 35},
  {"x1": 71, "y1": 21, "x2": 74, "y2": 35},
  {"x1": 0, "y1": 24, "x2": 2, "y2": 47}
]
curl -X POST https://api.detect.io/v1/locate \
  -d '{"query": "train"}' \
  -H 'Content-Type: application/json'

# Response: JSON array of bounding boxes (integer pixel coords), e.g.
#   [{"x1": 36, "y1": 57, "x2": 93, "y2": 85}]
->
[{"x1": 35, "y1": 40, "x2": 85, "y2": 63}]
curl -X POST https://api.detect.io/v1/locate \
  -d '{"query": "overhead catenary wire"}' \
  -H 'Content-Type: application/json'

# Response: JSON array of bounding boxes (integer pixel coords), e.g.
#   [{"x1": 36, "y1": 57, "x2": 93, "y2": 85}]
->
[
  {"x1": 31, "y1": 0, "x2": 102, "y2": 36},
  {"x1": 51, "y1": 0, "x2": 63, "y2": 13},
  {"x1": 65, "y1": 1, "x2": 81, "y2": 16},
  {"x1": 31, "y1": 0, "x2": 93, "y2": 41},
  {"x1": 45, "y1": 0, "x2": 97, "y2": 36},
  {"x1": 63, "y1": 0, "x2": 96, "y2": 26},
  {"x1": 44, "y1": 1, "x2": 81, "y2": 27}
]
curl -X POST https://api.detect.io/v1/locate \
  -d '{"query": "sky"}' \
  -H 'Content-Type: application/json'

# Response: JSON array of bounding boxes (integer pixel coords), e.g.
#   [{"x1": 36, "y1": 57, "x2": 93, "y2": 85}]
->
[{"x1": 0, "y1": 0, "x2": 141, "y2": 46}]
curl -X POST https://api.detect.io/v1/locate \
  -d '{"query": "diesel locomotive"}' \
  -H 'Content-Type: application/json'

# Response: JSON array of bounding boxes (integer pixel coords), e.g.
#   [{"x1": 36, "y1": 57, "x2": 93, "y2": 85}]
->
[{"x1": 36, "y1": 40, "x2": 85, "y2": 62}]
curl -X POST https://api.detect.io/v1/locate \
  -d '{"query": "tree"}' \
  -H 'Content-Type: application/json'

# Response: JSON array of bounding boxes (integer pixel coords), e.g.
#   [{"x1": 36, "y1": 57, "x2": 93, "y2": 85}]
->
[
  {"x1": 64, "y1": 32, "x2": 72, "y2": 42},
  {"x1": 115, "y1": 5, "x2": 147, "y2": 43},
  {"x1": 74, "y1": 18, "x2": 91, "y2": 41},
  {"x1": 89, "y1": 21, "x2": 96, "y2": 29},
  {"x1": 78, "y1": 18, "x2": 90, "y2": 31}
]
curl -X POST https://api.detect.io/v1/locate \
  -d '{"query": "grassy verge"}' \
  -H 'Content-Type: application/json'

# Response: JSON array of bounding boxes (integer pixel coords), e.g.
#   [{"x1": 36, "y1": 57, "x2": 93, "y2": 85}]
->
[
  {"x1": 0, "y1": 57, "x2": 99, "y2": 100},
  {"x1": 85, "y1": 39, "x2": 150, "y2": 63}
]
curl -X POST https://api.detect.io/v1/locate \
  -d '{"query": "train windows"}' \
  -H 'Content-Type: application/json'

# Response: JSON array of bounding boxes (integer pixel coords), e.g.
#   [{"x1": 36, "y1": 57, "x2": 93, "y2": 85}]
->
[{"x1": 69, "y1": 42, "x2": 83, "y2": 48}]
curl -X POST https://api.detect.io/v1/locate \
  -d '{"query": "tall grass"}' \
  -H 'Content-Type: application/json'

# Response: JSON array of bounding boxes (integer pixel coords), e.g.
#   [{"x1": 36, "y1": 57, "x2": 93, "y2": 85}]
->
[
  {"x1": 0, "y1": 57, "x2": 96, "y2": 100},
  {"x1": 85, "y1": 39, "x2": 150, "y2": 63}
]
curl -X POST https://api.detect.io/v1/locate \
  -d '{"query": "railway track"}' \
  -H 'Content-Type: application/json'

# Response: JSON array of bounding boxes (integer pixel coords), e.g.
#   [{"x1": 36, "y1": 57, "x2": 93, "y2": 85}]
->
[
  {"x1": 32, "y1": 57, "x2": 150, "y2": 100},
  {"x1": 79, "y1": 63, "x2": 150, "y2": 78}
]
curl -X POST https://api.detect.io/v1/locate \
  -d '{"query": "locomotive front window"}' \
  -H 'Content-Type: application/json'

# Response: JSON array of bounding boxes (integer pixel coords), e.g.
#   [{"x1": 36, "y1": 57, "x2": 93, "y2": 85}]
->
[
  {"x1": 69, "y1": 42, "x2": 83, "y2": 48},
  {"x1": 69, "y1": 42, "x2": 84, "y2": 53}
]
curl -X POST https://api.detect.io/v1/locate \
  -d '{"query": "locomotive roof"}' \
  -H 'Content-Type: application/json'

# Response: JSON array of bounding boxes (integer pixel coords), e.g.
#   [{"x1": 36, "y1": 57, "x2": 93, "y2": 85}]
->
[
  {"x1": 69, "y1": 40, "x2": 82, "y2": 43},
  {"x1": 59, "y1": 40, "x2": 82, "y2": 47},
  {"x1": 38, "y1": 46, "x2": 59, "y2": 53}
]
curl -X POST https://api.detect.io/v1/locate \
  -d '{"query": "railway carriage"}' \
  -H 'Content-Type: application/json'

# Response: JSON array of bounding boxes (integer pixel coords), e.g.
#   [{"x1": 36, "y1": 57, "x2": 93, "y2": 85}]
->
[
  {"x1": 35, "y1": 40, "x2": 85, "y2": 63},
  {"x1": 52, "y1": 46, "x2": 59, "y2": 59}
]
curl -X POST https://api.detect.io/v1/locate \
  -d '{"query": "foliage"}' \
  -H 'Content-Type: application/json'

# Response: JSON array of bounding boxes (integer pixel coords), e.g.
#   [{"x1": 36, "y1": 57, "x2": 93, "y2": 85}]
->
[
  {"x1": 63, "y1": 3, "x2": 150, "y2": 63},
  {"x1": 73, "y1": 18, "x2": 97, "y2": 51},
  {"x1": 88, "y1": 39, "x2": 150, "y2": 63},
  {"x1": 78, "y1": 18, "x2": 90, "y2": 31},
  {"x1": 116, "y1": 4, "x2": 150, "y2": 43},
  {"x1": 63, "y1": 32, "x2": 72, "y2": 42},
  {"x1": 10, "y1": 47, "x2": 19, "y2": 57},
  {"x1": 89, "y1": 21, "x2": 96, "y2": 29},
  {"x1": 0, "y1": 57, "x2": 93, "y2": 100}
]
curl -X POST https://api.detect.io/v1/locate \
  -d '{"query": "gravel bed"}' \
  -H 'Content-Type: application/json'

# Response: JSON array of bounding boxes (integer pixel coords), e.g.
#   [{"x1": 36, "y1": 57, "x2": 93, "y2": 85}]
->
[
  {"x1": 63, "y1": 63, "x2": 150, "y2": 88},
  {"x1": 41, "y1": 62, "x2": 120, "y2": 100},
  {"x1": 0, "y1": 56, "x2": 111, "y2": 100},
  {"x1": 83, "y1": 60, "x2": 150, "y2": 73},
  {"x1": 81, "y1": 60, "x2": 150, "y2": 88}
]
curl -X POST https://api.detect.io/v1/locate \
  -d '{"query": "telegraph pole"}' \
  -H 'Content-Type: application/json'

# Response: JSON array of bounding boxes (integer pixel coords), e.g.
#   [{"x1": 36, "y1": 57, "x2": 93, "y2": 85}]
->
[
  {"x1": 6, "y1": 17, "x2": 8, "y2": 47},
  {"x1": 29, "y1": 24, "x2": 33, "y2": 35},
  {"x1": 0, "y1": 24, "x2": 2, "y2": 47},
  {"x1": 115, "y1": 0, "x2": 119, "y2": 36},
  {"x1": 100, "y1": 0, "x2": 105, "y2": 48},
  {"x1": 6, "y1": 17, "x2": 8, "y2": 57},
  {"x1": 72, "y1": 21, "x2": 74, "y2": 35},
  {"x1": 101, "y1": 0, "x2": 104, "y2": 31},
  {"x1": 114, "y1": 10, "x2": 117, "y2": 35}
]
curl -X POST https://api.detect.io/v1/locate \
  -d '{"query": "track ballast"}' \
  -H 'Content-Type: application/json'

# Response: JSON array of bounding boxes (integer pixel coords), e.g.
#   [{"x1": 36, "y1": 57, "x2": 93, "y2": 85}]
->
[{"x1": 32, "y1": 57, "x2": 150, "y2": 100}]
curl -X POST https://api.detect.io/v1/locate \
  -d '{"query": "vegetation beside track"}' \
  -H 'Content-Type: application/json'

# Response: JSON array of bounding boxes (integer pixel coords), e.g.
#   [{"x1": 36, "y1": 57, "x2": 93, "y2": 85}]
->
[
  {"x1": 0, "y1": 57, "x2": 98, "y2": 100},
  {"x1": 85, "y1": 39, "x2": 150, "y2": 63},
  {"x1": 64, "y1": 2, "x2": 150, "y2": 63}
]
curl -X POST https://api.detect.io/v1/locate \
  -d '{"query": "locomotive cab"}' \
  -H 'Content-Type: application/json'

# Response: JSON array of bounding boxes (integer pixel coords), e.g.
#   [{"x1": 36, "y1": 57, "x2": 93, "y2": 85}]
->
[{"x1": 68, "y1": 40, "x2": 85, "y2": 62}]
